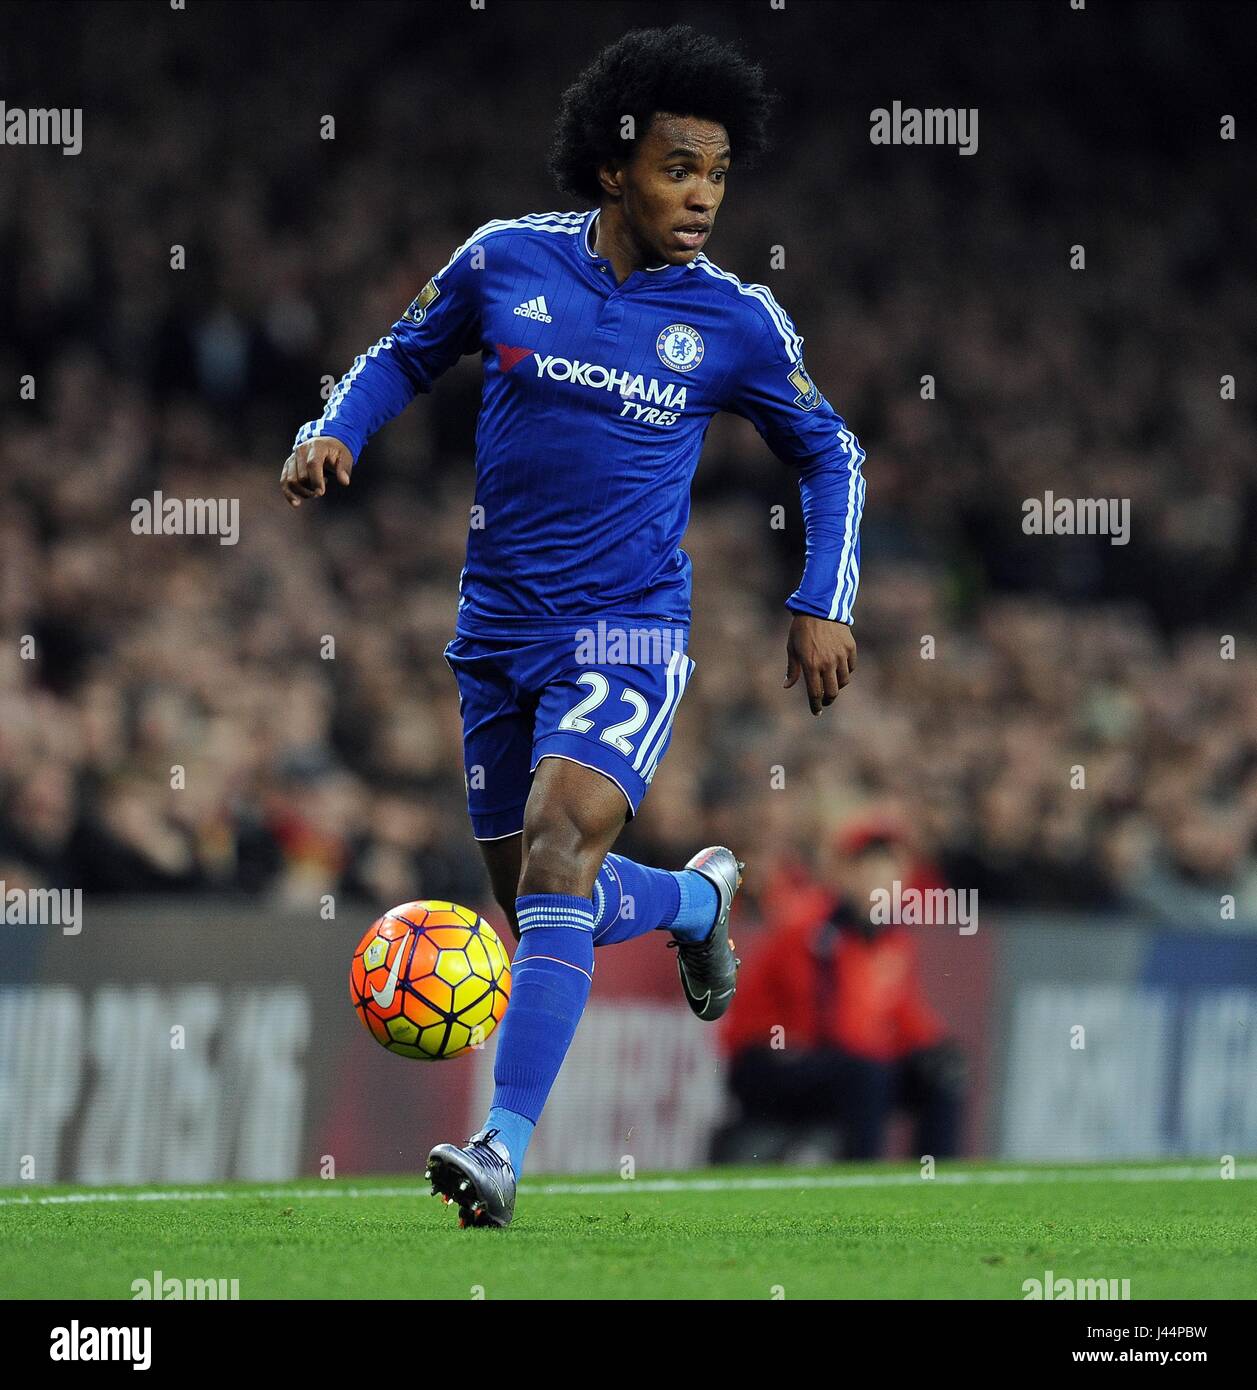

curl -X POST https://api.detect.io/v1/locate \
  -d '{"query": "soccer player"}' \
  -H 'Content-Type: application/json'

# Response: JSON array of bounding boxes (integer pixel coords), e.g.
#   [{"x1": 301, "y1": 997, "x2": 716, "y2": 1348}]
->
[{"x1": 281, "y1": 25, "x2": 865, "y2": 1227}]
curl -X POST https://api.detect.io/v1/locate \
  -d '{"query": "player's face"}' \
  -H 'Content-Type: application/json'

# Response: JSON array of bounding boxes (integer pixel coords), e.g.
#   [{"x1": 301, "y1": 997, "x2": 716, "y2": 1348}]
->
[{"x1": 617, "y1": 114, "x2": 730, "y2": 264}]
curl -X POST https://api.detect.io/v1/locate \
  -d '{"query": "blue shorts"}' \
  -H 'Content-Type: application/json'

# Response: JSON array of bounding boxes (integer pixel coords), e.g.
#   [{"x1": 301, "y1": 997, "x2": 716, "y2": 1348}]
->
[{"x1": 443, "y1": 623, "x2": 696, "y2": 840}]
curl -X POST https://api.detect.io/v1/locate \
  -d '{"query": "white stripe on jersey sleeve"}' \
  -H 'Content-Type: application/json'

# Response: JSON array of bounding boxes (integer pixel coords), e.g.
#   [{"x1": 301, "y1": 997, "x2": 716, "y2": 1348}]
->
[
  {"x1": 829, "y1": 427, "x2": 867, "y2": 622},
  {"x1": 692, "y1": 256, "x2": 804, "y2": 361},
  {"x1": 437, "y1": 211, "x2": 585, "y2": 281},
  {"x1": 295, "y1": 333, "x2": 397, "y2": 440}
]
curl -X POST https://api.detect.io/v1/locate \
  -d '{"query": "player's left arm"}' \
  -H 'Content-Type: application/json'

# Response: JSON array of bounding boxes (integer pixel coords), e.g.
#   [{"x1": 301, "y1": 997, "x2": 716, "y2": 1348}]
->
[{"x1": 724, "y1": 305, "x2": 866, "y2": 715}]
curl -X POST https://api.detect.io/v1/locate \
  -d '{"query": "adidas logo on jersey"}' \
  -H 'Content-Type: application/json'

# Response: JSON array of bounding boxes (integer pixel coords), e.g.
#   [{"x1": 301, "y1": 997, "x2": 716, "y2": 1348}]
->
[{"x1": 513, "y1": 295, "x2": 553, "y2": 324}]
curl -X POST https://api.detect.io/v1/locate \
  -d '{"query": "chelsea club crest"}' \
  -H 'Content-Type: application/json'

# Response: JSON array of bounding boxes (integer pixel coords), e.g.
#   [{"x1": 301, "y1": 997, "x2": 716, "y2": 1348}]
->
[{"x1": 656, "y1": 323, "x2": 704, "y2": 373}]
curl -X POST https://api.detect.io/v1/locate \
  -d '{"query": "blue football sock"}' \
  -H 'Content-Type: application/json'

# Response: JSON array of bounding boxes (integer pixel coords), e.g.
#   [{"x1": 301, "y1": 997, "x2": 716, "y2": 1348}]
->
[
  {"x1": 483, "y1": 893, "x2": 594, "y2": 1177},
  {"x1": 668, "y1": 868, "x2": 720, "y2": 942},
  {"x1": 484, "y1": 1106, "x2": 535, "y2": 1175},
  {"x1": 589, "y1": 854, "x2": 719, "y2": 946},
  {"x1": 590, "y1": 853, "x2": 680, "y2": 946}
]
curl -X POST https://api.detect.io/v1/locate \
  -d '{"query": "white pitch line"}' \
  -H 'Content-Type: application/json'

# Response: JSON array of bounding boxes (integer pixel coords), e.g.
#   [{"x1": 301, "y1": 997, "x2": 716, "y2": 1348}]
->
[
  {"x1": 0, "y1": 1164, "x2": 1253, "y2": 1208},
  {"x1": 524, "y1": 1164, "x2": 1257, "y2": 1196}
]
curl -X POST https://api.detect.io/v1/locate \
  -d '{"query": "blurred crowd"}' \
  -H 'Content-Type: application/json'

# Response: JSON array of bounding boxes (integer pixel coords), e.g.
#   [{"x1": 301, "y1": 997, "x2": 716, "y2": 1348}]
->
[{"x1": 1, "y1": 1, "x2": 1254, "y2": 929}]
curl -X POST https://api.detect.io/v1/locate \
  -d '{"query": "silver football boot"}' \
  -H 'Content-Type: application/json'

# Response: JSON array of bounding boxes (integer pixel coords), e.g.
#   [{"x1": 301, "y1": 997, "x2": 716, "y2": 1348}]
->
[
  {"x1": 425, "y1": 1127, "x2": 517, "y2": 1229},
  {"x1": 668, "y1": 846, "x2": 744, "y2": 1021}
]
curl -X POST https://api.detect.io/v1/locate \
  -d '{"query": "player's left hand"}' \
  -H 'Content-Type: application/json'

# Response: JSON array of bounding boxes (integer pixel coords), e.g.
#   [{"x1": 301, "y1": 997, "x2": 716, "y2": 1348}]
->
[{"x1": 783, "y1": 614, "x2": 856, "y2": 715}]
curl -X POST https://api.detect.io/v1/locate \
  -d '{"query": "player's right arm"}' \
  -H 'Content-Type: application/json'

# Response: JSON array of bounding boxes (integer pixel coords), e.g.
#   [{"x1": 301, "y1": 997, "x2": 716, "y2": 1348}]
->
[
  {"x1": 281, "y1": 230, "x2": 485, "y2": 508},
  {"x1": 281, "y1": 435, "x2": 354, "y2": 507}
]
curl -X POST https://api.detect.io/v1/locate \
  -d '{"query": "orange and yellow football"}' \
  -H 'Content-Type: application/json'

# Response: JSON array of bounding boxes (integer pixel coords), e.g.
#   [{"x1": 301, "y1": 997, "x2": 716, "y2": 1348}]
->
[{"x1": 350, "y1": 900, "x2": 511, "y2": 1060}]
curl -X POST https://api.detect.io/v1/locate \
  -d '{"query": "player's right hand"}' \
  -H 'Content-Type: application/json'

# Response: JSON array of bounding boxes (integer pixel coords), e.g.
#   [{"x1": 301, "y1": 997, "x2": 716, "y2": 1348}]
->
[{"x1": 281, "y1": 436, "x2": 354, "y2": 508}]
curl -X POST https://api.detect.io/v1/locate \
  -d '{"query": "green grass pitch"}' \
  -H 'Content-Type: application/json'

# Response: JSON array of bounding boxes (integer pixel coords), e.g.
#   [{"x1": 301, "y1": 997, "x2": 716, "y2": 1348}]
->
[{"x1": 2, "y1": 1161, "x2": 1255, "y2": 1300}]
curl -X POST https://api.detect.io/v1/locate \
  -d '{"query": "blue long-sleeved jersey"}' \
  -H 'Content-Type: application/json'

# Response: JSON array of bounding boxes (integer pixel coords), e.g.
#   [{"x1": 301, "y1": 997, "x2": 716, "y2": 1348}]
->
[{"x1": 295, "y1": 209, "x2": 865, "y2": 637}]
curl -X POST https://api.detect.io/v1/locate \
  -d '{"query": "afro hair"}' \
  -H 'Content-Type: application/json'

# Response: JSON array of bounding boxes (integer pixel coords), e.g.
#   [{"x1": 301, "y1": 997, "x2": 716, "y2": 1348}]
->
[{"x1": 548, "y1": 24, "x2": 776, "y2": 203}]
